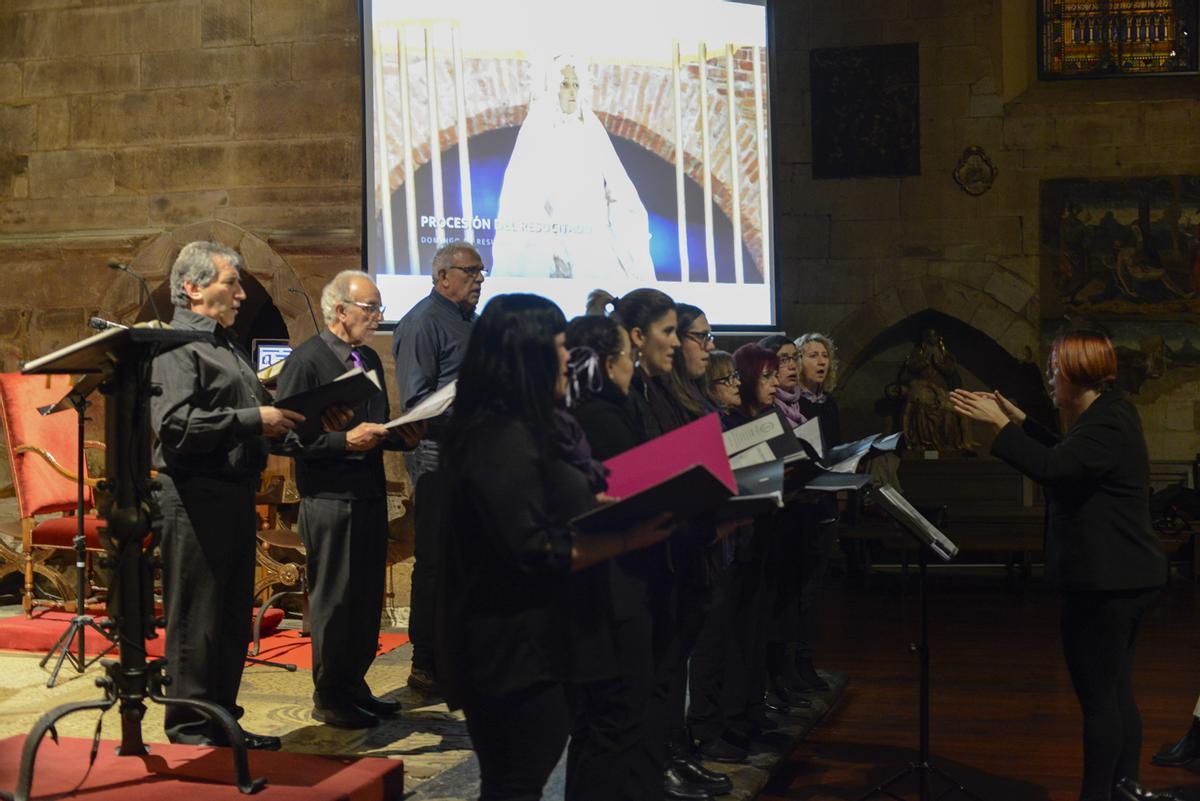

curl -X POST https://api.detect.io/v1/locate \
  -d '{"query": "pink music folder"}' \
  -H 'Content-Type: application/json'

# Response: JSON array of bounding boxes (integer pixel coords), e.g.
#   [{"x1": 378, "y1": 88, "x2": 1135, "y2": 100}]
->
[{"x1": 603, "y1": 413, "x2": 736, "y2": 497}]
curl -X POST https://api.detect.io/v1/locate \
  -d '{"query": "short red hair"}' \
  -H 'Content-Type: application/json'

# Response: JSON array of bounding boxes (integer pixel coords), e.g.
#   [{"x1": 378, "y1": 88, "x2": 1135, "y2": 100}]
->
[
  {"x1": 1051, "y1": 331, "x2": 1117, "y2": 388},
  {"x1": 733, "y1": 343, "x2": 779, "y2": 408}
]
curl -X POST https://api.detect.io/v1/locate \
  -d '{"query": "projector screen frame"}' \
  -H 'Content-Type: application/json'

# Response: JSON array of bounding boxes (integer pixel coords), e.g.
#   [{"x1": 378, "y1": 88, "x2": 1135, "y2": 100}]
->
[{"x1": 357, "y1": 0, "x2": 783, "y2": 335}]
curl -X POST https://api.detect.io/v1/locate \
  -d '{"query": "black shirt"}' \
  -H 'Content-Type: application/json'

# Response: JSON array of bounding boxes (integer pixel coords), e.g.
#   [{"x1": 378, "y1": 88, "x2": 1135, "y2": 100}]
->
[
  {"x1": 274, "y1": 329, "x2": 399, "y2": 500},
  {"x1": 991, "y1": 391, "x2": 1167, "y2": 592},
  {"x1": 437, "y1": 417, "x2": 599, "y2": 707},
  {"x1": 150, "y1": 308, "x2": 270, "y2": 484}
]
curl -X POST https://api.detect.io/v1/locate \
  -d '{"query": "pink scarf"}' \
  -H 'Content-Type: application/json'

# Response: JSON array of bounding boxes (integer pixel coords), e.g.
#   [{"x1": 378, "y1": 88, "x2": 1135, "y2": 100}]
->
[{"x1": 773, "y1": 385, "x2": 808, "y2": 429}]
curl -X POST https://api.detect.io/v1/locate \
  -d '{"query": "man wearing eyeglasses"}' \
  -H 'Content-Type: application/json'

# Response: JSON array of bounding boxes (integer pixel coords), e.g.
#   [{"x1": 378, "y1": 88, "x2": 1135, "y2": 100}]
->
[
  {"x1": 391, "y1": 243, "x2": 486, "y2": 696},
  {"x1": 276, "y1": 270, "x2": 424, "y2": 729}
]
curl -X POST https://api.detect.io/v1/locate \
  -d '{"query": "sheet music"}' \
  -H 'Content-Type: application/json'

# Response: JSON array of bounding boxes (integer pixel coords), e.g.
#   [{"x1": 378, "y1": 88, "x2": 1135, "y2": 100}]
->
[
  {"x1": 722, "y1": 413, "x2": 786, "y2": 456},
  {"x1": 729, "y1": 442, "x2": 775, "y2": 470},
  {"x1": 874, "y1": 484, "x2": 959, "y2": 560},
  {"x1": 385, "y1": 380, "x2": 456, "y2": 429},
  {"x1": 822, "y1": 433, "x2": 880, "y2": 474},
  {"x1": 794, "y1": 416, "x2": 824, "y2": 458}
]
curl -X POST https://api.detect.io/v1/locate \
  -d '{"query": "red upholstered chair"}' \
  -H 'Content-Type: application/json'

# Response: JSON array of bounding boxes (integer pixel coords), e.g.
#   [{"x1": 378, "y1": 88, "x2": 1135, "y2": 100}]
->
[{"x1": 0, "y1": 373, "x2": 107, "y2": 617}]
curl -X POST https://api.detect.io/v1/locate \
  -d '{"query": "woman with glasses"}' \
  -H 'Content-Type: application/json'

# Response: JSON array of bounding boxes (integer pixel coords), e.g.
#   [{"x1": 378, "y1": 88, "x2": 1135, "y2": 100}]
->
[
  {"x1": 435, "y1": 294, "x2": 672, "y2": 801},
  {"x1": 702, "y1": 351, "x2": 740, "y2": 425},
  {"x1": 950, "y1": 332, "x2": 1169, "y2": 801}
]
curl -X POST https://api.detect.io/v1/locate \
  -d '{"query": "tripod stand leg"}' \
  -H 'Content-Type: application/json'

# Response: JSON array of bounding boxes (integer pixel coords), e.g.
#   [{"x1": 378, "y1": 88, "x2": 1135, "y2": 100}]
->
[
  {"x1": 41, "y1": 619, "x2": 116, "y2": 688},
  {"x1": 928, "y1": 763, "x2": 987, "y2": 801},
  {"x1": 10, "y1": 695, "x2": 116, "y2": 801},
  {"x1": 857, "y1": 763, "x2": 918, "y2": 801}
]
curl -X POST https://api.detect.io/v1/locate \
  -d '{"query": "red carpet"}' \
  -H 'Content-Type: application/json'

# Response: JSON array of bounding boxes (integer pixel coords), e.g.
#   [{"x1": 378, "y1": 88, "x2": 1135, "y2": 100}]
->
[
  {"x1": 0, "y1": 734, "x2": 404, "y2": 800},
  {"x1": 0, "y1": 609, "x2": 283, "y2": 658},
  {"x1": 0, "y1": 612, "x2": 409, "y2": 669}
]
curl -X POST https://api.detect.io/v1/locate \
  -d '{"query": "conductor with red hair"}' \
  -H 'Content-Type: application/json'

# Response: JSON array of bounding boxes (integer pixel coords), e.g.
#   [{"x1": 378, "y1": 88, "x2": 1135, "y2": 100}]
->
[{"x1": 951, "y1": 332, "x2": 1170, "y2": 801}]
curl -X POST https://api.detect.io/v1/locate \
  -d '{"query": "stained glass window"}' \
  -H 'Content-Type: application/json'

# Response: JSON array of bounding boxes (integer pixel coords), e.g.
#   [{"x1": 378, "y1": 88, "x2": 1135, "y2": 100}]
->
[{"x1": 1039, "y1": 1, "x2": 1198, "y2": 78}]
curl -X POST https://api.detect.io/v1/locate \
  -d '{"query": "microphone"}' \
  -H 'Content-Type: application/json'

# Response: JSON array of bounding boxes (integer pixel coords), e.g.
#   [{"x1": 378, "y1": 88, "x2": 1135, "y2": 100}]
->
[
  {"x1": 108, "y1": 259, "x2": 164, "y2": 324},
  {"x1": 287, "y1": 287, "x2": 321, "y2": 333},
  {"x1": 89, "y1": 316, "x2": 128, "y2": 331}
]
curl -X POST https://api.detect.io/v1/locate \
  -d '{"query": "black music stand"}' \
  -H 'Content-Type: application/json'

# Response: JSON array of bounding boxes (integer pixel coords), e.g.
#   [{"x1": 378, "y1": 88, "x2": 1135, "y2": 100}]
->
[
  {"x1": 857, "y1": 484, "x2": 984, "y2": 801},
  {"x1": 36, "y1": 372, "x2": 116, "y2": 687},
  {"x1": 8, "y1": 326, "x2": 267, "y2": 801}
]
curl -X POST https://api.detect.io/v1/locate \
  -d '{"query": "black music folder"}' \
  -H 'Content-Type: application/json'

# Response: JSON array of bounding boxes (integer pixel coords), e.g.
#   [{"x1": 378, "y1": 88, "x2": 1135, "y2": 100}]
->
[{"x1": 274, "y1": 367, "x2": 381, "y2": 439}]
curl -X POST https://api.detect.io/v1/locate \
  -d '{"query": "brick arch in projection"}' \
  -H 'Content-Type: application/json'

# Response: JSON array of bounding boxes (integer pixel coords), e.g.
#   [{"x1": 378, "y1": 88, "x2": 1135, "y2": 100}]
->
[{"x1": 380, "y1": 56, "x2": 769, "y2": 270}]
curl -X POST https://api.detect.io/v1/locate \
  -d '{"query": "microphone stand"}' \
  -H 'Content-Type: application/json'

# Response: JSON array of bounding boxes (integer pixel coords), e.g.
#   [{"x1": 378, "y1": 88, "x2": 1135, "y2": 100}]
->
[
  {"x1": 36, "y1": 374, "x2": 116, "y2": 687},
  {"x1": 287, "y1": 287, "x2": 320, "y2": 333},
  {"x1": 108, "y1": 260, "x2": 164, "y2": 323}
]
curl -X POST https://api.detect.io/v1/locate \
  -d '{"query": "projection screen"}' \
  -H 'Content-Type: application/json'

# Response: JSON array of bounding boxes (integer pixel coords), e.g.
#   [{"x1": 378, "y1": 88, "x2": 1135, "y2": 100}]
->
[{"x1": 362, "y1": 0, "x2": 776, "y2": 327}]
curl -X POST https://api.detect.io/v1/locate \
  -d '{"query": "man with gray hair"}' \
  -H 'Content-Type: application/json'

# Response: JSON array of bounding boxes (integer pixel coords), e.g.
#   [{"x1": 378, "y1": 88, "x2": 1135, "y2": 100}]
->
[
  {"x1": 391, "y1": 242, "x2": 485, "y2": 695},
  {"x1": 275, "y1": 269, "x2": 423, "y2": 729},
  {"x1": 151, "y1": 240, "x2": 304, "y2": 749}
]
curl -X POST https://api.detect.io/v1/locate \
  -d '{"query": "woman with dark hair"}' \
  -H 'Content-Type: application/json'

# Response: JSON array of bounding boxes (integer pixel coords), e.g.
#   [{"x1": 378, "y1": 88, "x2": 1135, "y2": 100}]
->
[
  {"x1": 951, "y1": 332, "x2": 1171, "y2": 801},
  {"x1": 436, "y1": 293, "x2": 672, "y2": 801},
  {"x1": 561, "y1": 312, "x2": 661, "y2": 801}
]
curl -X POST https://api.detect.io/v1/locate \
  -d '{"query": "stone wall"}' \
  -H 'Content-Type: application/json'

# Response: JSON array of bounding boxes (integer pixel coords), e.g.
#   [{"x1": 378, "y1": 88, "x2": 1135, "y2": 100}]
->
[{"x1": 773, "y1": 0, "x2": 1200, "y2": 458}]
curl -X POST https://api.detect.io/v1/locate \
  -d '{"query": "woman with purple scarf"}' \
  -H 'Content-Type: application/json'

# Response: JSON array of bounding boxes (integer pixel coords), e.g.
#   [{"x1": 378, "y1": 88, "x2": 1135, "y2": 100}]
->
[{"x1": 759, "y1": 332, "x2": 842, "y2": 697}]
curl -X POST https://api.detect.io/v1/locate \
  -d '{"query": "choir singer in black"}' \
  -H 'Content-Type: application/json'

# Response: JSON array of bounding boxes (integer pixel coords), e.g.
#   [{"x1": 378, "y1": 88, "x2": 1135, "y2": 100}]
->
[
  {"x1": 436, "y1": 293, "x2": 673, "y2": 801},
  {"x1": 950, "y1": 331, "x2": 1171, "y2": 801},
  {"x1": 275, "y1": 270, "x2": 424, "y2": 729},
  {"x1": 152, "y1": 241, "x2": 305, "y2": 749}
]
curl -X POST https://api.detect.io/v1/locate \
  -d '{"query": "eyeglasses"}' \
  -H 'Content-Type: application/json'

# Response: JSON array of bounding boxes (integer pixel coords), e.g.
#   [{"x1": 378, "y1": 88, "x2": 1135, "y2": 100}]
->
[
  {"x1": 712, "y1": 371, "x2": 740, "y2": 387},
  {"x1": 347, "y1": 301, "x2": 386, "y2": 316},
  {"x1": 450, "y1": 265, "x2": 489, "y2": 279},
  {"x1": 685, "y1": 330, "x2": 715, "y2": 346},
  {"x1": 777, "y1": 353, "x2": 798, "y2": 365}
]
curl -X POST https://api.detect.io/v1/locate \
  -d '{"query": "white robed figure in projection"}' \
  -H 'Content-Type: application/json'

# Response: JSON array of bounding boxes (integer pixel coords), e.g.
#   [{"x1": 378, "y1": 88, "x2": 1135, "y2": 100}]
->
[{"x1": 490, "y1": 54, "x2": 657, "y2": 281}]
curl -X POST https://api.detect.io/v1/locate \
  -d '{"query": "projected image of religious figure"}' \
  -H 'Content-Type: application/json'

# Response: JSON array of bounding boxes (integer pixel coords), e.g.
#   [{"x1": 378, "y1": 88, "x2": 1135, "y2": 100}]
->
[{"x1": 490, "y1": 55, "x2": 657, "y2": 281}]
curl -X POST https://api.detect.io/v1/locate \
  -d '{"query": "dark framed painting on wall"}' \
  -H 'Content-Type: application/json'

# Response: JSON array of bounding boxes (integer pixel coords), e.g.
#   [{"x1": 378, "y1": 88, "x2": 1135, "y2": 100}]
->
[
  {"x1": 809, "y1": 43, "x2": 920, "y2": 179},
  {"x1": 1038, "y1": 0, "x2": 1199, "y2": 79}
]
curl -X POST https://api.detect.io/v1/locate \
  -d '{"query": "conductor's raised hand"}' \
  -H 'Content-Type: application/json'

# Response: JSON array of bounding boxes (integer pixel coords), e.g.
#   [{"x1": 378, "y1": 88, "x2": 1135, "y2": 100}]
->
[
  {"x1": 321, "y1": 404, "x2": 354, "y2": 433},
  {"x1": 948, "y1": 389, "x2": 1009, "y2": 431},
  {"x1": 993, "y1": 390, "x2": 1027, "y2": 426},
  {"x1": 260, "y1": 406, "x2": 305, "y2": 438},
  {"x1": 345, "y1": 422, "x2": 389, "y2": 451}
]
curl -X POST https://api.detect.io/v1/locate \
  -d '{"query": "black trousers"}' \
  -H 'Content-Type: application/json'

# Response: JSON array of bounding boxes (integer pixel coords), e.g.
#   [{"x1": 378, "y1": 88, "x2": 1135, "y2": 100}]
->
[
  {"x1": 1060, "y1": 587, "x2": 1160, "y2": 801},
  {"x1": 463, "y1": 681, "x2": 571, "y2": 801},
  {"x1": 567, "y1": 608, "x2": 656, "y2": 801},
  {"x1": 407, "y1": 456, "x2": 441, "y2": 674},
  {"x1": 298, "y1": 496, "x2": 389, "y2": 707},
  {"x1": 687, "y1": 563, "x2": 739, "y2": 744},
  {"x1": 796, "y1": 519, "x2": 838, "y2": 661},
  {"x1": 663, "y1": 578, "x2": 710, "y2": 752},
  {"x1": 158, "y1": 475, "x2": 256, "y2": 744}
]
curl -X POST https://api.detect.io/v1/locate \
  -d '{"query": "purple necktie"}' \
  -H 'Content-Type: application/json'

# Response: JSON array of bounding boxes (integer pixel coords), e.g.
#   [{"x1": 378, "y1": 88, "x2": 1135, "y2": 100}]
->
[{"x1": 350, "y1": 349, "x2": 363, "y2": 370}]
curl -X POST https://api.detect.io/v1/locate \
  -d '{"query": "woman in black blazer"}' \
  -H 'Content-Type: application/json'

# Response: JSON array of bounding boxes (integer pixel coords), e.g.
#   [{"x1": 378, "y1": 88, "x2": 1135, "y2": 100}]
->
[
  {"x1": 951, "y1": 331, "x2": 1170, "y2": 801},
  {"x1": 436, "y1": 294, "x2": 671, "y2": 801}
]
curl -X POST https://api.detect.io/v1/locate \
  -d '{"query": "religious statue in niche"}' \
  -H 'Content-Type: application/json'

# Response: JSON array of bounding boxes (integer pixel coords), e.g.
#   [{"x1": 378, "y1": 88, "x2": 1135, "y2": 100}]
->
[{"x1": 898, "y1": 328, "x2": 974, "y2": 453}]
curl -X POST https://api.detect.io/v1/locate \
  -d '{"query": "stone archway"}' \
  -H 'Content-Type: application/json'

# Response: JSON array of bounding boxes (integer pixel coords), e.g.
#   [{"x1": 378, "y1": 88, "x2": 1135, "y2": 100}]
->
[{"x1": 95, "y1": 220, "x2": 320, "y2": 343}]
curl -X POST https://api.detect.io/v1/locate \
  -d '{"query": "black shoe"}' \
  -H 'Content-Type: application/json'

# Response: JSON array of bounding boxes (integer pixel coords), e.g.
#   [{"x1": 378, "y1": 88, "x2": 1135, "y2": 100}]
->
[
  {"x1": 762, "y1": 691, "x2": 792, "y2": 716},
  {"x1": 239, "y1": 730, "x2": 282, "y2": 751},
  {"x1": 765, "y1": 688, "x2": 812, "y2": 715},
  {"x1": 407, "y1": 666, "x2": 440, "y2": 696},
  {"x1": 664, "y1": 765, "x2": 714, "y2": 800},
  {"x1": 312, "y1": 703, "x2": 379, "y2": 729},
  {"x1": 694, "y1": 736, "x2": 747, "y2": 764},
  {"x1": 1152, "y1": 727, "x2": 1200, "y2": 767},
  {"x1": 354, "y1": 693, "x2": 401, "y2": 718},
  {"x1": 673, "y1": 755, "x2": 733, "y2": 794},
  {"x1": 1115, "y1": 778, "x2": 1185, "y2": 800}
]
